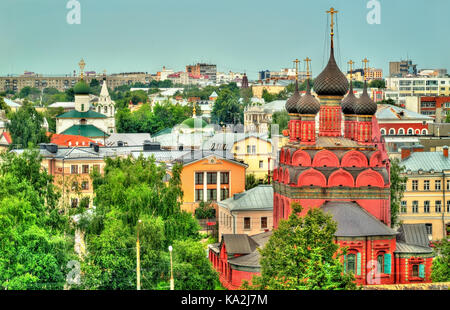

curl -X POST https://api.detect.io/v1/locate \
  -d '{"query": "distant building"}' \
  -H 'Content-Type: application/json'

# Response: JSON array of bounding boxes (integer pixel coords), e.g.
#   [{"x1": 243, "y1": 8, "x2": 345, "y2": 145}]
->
[
  {"x1": 419, "y1": 96, "x2": 450, "y2": 122},
  {"x1": 347, "y1": 67, "x2": 383, "y2": 82},
  {"x1": 386, "y1": 76, "x2": 450, "y2": 97},
  {"x1": 186, "y1": 63, "x2": 217, "y2": 83},
  {"x1": 389, "y1": 60, "x2": 417, "y2": 77}
]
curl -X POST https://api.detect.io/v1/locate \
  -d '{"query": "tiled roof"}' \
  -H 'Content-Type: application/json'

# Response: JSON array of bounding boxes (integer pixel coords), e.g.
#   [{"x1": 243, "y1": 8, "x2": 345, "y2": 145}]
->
[
  {"x1": 218, "y1": 185, "x2": 273, "y2": 212},
  {"x1": 56, "y1": 110, "x2": 107, "y2": 119},
  {"x1": 401, "y1": 151, "x2": 450, "y2": 172},
  {"x1": 396, "y1": 224, "x2": 430, "y2": 247},
  {"x1": 376, "y1": 104, "x2": 433, "y2": 121},
  {"x1": 321, "y1": 201, "x2": 397, "y2": 237},
  {"x1": 61, "y1": 125, "x2": 108, "y2": 138},
  {"x1": 50, "y1": 133, "x2": 101, "y2": 147}
]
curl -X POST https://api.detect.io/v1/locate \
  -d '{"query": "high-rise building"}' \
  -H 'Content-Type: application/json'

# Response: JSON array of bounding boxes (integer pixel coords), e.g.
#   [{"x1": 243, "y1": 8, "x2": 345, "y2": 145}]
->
[
  {"x1": 186, "y1": 63, "x2": 217, "y2": 82},
  {"x1": 390, "y1": 60, "x2": 417, "y2": 77}
]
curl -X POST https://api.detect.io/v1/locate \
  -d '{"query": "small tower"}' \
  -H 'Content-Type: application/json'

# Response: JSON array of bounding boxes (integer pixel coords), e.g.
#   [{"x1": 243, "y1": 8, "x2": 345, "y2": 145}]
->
[
  {"x1": 241, "y1": 73, "x2": 249, "y2": 89},
  {"x1": 74, "y1": 59, "x2": 91, "y2": 113}
]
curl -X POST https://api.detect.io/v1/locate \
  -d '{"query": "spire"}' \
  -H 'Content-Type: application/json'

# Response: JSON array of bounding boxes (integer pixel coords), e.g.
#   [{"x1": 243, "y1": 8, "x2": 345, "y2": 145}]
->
[
  {"x1": 326, "y1": 7, "x2": 338, "y2": 49},
  {"x1": 298, "y1": 57, "x2": 320, "y2": 115},
  {"x1": 100, "y1": 78, "x2": 110, "y2": 98}
]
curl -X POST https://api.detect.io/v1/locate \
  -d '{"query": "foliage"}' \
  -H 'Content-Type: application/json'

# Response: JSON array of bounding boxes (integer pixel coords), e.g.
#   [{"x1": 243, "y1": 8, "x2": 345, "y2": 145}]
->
[
  {"x1": 79, "y1": 155, "x2": 216, "y2": 289},
  {"x1": 195, "y1": 201, "x2": 216, "y2": 219},
  {"x1": 245, "y1": 173, "x2": 267, "y2": 190},
  {"x1": 369, "y1": 79, "x2": 386, "y2": 89},
  {"x1": 7, "y1": 101, "x2": 49, "y2": 148},
  {"x1": 431, "y1": 238, "x2": 450, "y2": 282},
  {"x1": 390, "y1": 158, "x2": 407, "y2": 227},
  {"x1": 211, "y1": 88, "x2": 243, "y2": 124},
  {"x1": 18, "y1": 86, "x2": 41, "y2": 101},
  {"x1": 352, "y1": 81, "x2": 364, "y2": 89},
  {"x1": 245, "y1": 203, "x2": 357, "y2": 290},
  {"x1": 0, "y1": 150, "x2": 72, "y2": 290},
  {"x1": 380, "y1": 98, "x2": 396, "y2": 106},
  {"x1": 269, "y1": 111, "x2": 290, "y2": 136}
]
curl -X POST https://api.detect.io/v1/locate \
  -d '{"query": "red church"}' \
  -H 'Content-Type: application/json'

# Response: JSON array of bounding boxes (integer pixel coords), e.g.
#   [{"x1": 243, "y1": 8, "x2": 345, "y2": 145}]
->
[{"x1": 209, "y1": 8, "x2": 434, "y2": 289}]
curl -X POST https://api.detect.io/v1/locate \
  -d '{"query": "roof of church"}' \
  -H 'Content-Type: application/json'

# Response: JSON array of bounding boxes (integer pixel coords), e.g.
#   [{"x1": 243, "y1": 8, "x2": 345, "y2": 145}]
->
[
  {"x1": 180, "y1": 117, "x2": 208, "y2": 128},
  {"x1": 321, "y1": 201, "x2": 397, "y2": 237},
  {"x1": 285, "y1": 80, "x2": 301, "y2": 113},
  {"x1": 313, "y1": 46, "x2": 349, "y2": 97},
  {"x1": 61, "y1": 124, "x2": 108, "y2": 138},
  {"x1": 221, "y1": 234, "x2": 259, "y2": 255},
  {"x1": 73, "y1": 80, "x2": 90, "y2": 95},
  {"x1": 396, "y1": 224, "x2": 430, "y2": 248},
  {"x1": 56, "y1": 110, "x2": 107, "y2": 119},
  {"x1": 341, "y1": 82, "x2": 357, "y2": 114},
  {"x1": 219, "y1": 185, "x2": 273, "y2": 212},
  {"x1": 354, "y1": 82, "x2": 377, "y2": 115}
]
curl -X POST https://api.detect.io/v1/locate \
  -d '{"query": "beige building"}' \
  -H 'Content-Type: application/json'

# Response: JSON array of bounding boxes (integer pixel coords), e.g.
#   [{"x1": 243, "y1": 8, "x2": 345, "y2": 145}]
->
[
  {"x1": 252, "y1": 84, "x2": 286, "y2": 99},
  {"x1": 218, "y1": 185, "x2": 273, "y2": 239},
  {"x1": 399, "y1": 146, "x2": 450, "y2": 241}
]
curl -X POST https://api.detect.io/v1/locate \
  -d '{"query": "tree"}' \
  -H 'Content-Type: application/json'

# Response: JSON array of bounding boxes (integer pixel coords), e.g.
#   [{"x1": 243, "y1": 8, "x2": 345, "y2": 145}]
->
[
  {"x1": 431, "y1": 238, "x2": 450, "y2": 282},
  {"x1": 369, "y1": 80, "x2": 386, "y2": 89},
  {"x1": 245, "y1": 203, "x2": 357, "y2": 290},
  {"x1": 78, "y1": 155, "x2": 216, "y2": 289},
  {"x1": 211, "y1": 88, "x2": 243, "y2": 124},
  {"x1": 390, "y1": 158, "x2": 407, "y2": 227},
  {"x1": 7, "y1": 101, "x2": 49, "y2": 149},
  {"x1": 0, "y1": 150, "x2": 73, "y2": 290},
  {"x1": 194, "y1": 201, "x2": 216, "y2": 219},
  {"x1": 269, "y1": 111, "x2": 290, "y2": 136},
  {"x1": 18, "y1": 86, "x2": 41, "y2": 101},
  {"x1": 245, "y1": 173, "x2": 259, "y2": 190}
]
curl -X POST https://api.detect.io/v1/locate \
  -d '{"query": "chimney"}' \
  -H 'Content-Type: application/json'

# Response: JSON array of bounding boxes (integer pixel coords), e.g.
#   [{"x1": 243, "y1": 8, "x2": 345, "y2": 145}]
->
[
  {"x1": 401, "y1": 146, "x2": 411, "y2": 160},
  {"x1": 444, "y1": 146, "x2": 448, "y2": 158},
  {"x1": 45, "y1": 143, "x2": 58, "y2": 154},
  {"x1": 411, "y1": 144, "x2": 424, "y2": 153}
]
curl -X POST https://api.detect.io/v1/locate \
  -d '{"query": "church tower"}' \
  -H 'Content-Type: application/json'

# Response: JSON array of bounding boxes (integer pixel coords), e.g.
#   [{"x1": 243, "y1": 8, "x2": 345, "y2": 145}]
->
[{"x1": 74, "y1": 59, "x2": 91, "y2": 113}]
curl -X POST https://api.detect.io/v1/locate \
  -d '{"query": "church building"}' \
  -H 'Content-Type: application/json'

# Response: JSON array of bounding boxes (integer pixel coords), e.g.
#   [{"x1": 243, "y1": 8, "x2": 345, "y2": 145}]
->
[{"x1": 209, "y1": 8, "x2": 434, "y2": 289}]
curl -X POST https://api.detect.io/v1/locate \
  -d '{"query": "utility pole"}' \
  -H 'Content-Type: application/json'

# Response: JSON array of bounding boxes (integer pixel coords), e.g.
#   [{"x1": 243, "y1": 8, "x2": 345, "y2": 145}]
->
[
  {"x1": 168, "y1": 245, "x2": 174, "y2": 290},
  {"x1": 137, "y1": 219, "x2": 142, "y2": 290}
]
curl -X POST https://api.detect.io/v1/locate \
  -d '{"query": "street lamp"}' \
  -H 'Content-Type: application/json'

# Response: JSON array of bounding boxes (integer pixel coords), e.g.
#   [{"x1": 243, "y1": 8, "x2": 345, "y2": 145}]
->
[
  {"x1": 136, "y1": 219, "x2": 142, "y2": 290},
  {"x1": 168, "y1": 245, "x2": 174, "y2": 290}
]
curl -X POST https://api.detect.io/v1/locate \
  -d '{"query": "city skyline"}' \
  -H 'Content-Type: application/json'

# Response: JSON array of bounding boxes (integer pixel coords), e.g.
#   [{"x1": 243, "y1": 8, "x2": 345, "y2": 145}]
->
[{"x1": 0, "y1": 0, "x2": 449, "y2": 78}]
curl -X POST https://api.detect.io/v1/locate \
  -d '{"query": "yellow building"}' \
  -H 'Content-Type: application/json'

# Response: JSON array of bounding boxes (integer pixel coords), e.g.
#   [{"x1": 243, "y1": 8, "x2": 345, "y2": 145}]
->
[
  {"x1": 252, "y1": 84, "x2": 285, "y2": 99},
  {"x1": 399, "y1": 146, "x2": 450, "y2": 241}
]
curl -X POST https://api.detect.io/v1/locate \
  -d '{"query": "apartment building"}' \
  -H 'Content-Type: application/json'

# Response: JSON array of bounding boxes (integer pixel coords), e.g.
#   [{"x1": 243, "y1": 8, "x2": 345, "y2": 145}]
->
[{"x1": 386, "y1": 77, "x2": 450, "y2": 98}]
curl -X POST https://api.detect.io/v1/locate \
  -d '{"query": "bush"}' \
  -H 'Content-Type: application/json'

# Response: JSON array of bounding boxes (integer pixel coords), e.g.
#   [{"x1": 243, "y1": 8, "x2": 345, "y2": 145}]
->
[{"x1": 195, "y1": 201, "x2": 216, "y2": 219}]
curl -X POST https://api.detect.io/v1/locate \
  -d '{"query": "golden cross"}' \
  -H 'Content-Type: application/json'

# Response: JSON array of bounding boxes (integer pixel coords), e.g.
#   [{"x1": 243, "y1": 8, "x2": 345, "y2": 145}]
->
[
  {"x1": 304, "y1": 57, "x2": 311, "y2": 78},
  {"x1": 362, "y1": 58, "x2": 369, "y2": 81},
  {"x1": 326, "y1": 7, "x2": 338, "y2": 38},
  {"x1": 79, "y1": 59, "x2": 86, "y2": 79},
  {"x1": 293, "y1": 59, "x2": 300, "y2": 81},
  {"x1": 348, "y1": 60, "x2": 354, "y2": 80}
]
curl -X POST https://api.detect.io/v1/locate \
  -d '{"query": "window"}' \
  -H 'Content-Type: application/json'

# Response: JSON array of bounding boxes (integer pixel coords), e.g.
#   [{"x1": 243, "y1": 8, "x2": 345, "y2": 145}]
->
[
  {"x1": 447, "y1": 200, "x2": 450, "y2": 212},
  {"x1": 424, "y1": 201, "x2": 430, "y2": 213},
  {"x1": 82, "y1": 165, "x2": 89, "y2": 174},
  {"x1": 247, "y1": 145, "x2": 251, "y2": 153},
  {"x1": 71, "y1": 198, "x2": 78, "y2": 208},
  {"x1": 408, "y1": 128, "x2": 413, "y2": 135},
  {"x1": 435, "y1": 200, "x2": 442, "y2": 213},
  {"x1": 412, "y1": 180, "x2": 418, "y2": 191},
  {"x1": 71, "y1": 181, "x2": 78, "y2": 191},
  {"x1": 346, "y1": 254, "x2": 356, "y2": 274},
  {"x1": 398, "y1": 128, "x2": 405, "y2": 135},
  {"x1": 380, "y1": 128, "x2": 386, "y2": 135},
  {"x1": 424, "y1": 180, "x2": 430, "y2": 190},
  {"x1": 220, "y1": 188, "x2": 229, "y2": 200},
  {"x1": 195, "y1": 172, "x2": 203, "y2": 185},
  {"x1": 377, "y1": 254, "x2": 385, "y2": 274},
  {"x1": 195, "y1": 189, "x2": 203, "y2": 201},
  {"x1": 435, "y1": 180, "x2": 441, "y2": 190},
  {"x1": 244, "y1": 217, "x2": 251, "y2": 230},
  {"x1": 252, "y1": 145, "x2": 256, "y2": 154},
  {"x1": 412, "y1": 201, "x2": 419, "y2": 213},
  {"x1": 389, "y1": 128, "x2": 395, "y2": 135},
  {"x1": 261, "y1": 217, "x2": 268, "y2": 229},
  {"x1": 259, "y1": 160, "x2": 264, "y2": 169},
  {"x1": 81, "y1": 181, "x2": 89, "y2": 190},
  {"x1": 220, "y1": 172, "x2": 229, "y2": 184},
  {"x1": 412, "y1": 265, "x2": 419, "y2": 277},
  {"x1": 81, "y1": 104, "x2": 84, "y2": 112},
  {"x1": 71, "y1": 165, "x2": 78, "y2": 174},
  {"x1": 401, "y1": 201, "x2": 407, "y2": 213},
  {"x1": 207, "y1": 172, "x2": 217, "y2": 184},
  {"x1": 207, "y1": 189, "x2": 217, "y2": 201},
  {"x1": 425, "y1": 223, "x2": 433, "y2": 235}
]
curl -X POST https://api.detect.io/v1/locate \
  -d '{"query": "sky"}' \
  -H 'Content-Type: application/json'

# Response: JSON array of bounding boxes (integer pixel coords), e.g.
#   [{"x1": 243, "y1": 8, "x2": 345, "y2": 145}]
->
[{"x1": 0, "y1": 0, "x2": 449, "y2": 79}]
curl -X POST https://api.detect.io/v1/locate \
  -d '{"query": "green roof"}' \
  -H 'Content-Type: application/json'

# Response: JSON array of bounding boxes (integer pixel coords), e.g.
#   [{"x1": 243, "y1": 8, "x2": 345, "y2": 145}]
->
[
  {"x1": 61, "y1": 125, "x2": 108, "y2": 138},
  {"x1": 56, "y1": 110, "x2": 107, "y2": 119},
  {"x1": 153, "y1": 127, "x2": 172, "y2": 137},
  {"x1": 219, "y1": 185, "x2": 273, "y2": 211},
  {"x1": 181, "y1": 117, "x2": 207, "y2": 128},
  {"x1": 74, "y1": 80, "x2": 90, "y2": 95},
  {"x1": 401, "y1": 151, "x2": 450, "y2": 172}
]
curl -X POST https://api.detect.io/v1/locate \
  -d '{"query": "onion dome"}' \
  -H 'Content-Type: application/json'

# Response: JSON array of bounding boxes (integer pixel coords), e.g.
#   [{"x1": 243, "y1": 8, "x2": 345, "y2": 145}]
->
[
  {"x1": 341, "y1": 81, "x2": 357, "y2": 114},
  {"x1": 298, "y1": 79, "x2": 320, "y2": 115},
  {"x1": 74, "y1": 79, "x2": 90, "y2": 95},
  {"x1": 285, "y1": 80, "x2": 301, "y2": 113},
  {"x1": 354, "y1": 81, "x2": 377, "y2": 115},
  {"x1": 313, "y1": 46, "x2": 349, "y2": 96}
]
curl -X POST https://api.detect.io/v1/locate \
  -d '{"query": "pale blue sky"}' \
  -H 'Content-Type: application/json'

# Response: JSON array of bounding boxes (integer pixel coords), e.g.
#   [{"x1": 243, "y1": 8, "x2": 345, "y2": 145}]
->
[{"x1": 0, "y1": 0, "x2": 449, "y2": 79}]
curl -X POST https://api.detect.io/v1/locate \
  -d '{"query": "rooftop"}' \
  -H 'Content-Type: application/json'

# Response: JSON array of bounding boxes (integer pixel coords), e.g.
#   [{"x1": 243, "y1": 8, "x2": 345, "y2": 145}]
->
[
  {"x1": 401, "y1": 151, "x2": 450, "y2": 172},
  {"x1": 219, "y1": 185, "x2": 273, "y2": 212}
]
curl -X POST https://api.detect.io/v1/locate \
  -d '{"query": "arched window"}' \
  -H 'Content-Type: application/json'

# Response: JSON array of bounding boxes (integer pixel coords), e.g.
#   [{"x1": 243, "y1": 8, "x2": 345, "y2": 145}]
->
[
  {"x1": 377, "y1": 254, "x2": 385, "y2": 274},
  {"x1": 422, "y1": 129, "x2": 428, "y2": 135},
  {"x1": 104, "y1": 106, "x2": 108, "y2": 114},
  {"x1": 389, "y1": 128, "x2": 395, "y2": 135},
  {"x1": 380, "y1": 128, "x2": 386, "y2": 135},
  {"x1": 346, "y1": 254, "x2": 356, "y2": 274},
  {"x1": 80, "y1": 119, "x2": 87, "y2": 125},
  {"x1": 398, "y1": 128, "x2": 405, "y2": 135},
  {"x1": 408, "y1": 128, "x2": 414, "y2": 135},
  {"x1": 81, "y1": 104, "x2": 85, "y2": 112}
]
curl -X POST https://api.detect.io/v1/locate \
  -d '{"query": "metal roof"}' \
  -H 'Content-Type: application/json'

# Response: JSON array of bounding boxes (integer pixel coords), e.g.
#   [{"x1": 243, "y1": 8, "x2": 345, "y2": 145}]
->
[
  {"x1": 401, "y1": 151, "x2": 450, "y2": 172},
  {"x1": 218, "y1": 185, "x2": 273, "y2": 212},
  {"x1": 56, "y1": 109, "x2": 107, "y2": 119},
  {"x1": 106, "y1": 133, "x2": 151, "y2": 147},
  {"x1": 221, "y1": 234, "x2": 259, "y2": 255},
  {"x1": 396, "y1": 224, "x2": 430, "y2": 247},
  {"x1": 376, "y1": 104, "x2": 433, "y2": 121},
  {"x1": 395, "y1": 242, "x2": 433, "y2": 254},
  {"x1": 61, "y1": 124, "x2": 108, "y2": 138},
  {"x1": 321, "y1": 201, "x2": 397, "y2": 237}
]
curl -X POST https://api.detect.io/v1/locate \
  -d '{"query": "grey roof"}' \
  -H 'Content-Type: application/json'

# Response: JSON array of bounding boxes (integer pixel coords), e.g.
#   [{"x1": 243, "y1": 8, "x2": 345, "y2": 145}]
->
[
  {"x1": 321, "y1": 201, "x2": 397, "y2": 237},
  {"x1": 131, "y1": 150, "x2": 191, "y2": 162},
  {"x1": 176, "y1": 150, "x2": 248, "y2": 167},
  {"x1": 395, "y1": 242, "x2": 433, "y2": 254},
  {"x1": 221, "y1": 234, "x2": 259, "y2": 255},
  {"x1": 219, "y1": 185, "x2": 273, "y2": 212},
  {"x1": 106, "y1": 133, "x2": 151, "y2": 147},
  {"x1": 226, "y1": 231, "x2": 272, "y2": 268},
  {"x1": 154, "y1": 131, "x2": 214, "y2": 148},
  {"x1": 261, "y1": 100, "x2": 287, "y2": 113},
  {"x1": 3, "y1": 98, "x2": 21, "y2": 108},
  {"x1": 376, "y1": 104, "x2": 433, "y2": 121},
  {"x1": 396, "y1": 224, "x2": 430, "y2": 247},
  {"x1": 401, "y1": 151, "x2": 450, "y2": 172},
  {"x1": 202, "y1": 132, "x2": 270, "y2": 151}
]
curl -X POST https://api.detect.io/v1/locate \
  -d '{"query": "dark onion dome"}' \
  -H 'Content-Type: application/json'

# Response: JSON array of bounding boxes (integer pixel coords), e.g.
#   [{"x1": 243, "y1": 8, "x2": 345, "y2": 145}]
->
[
  {"x1": 313, "y1": 46, "x2": 349, "y2": 97},
  {"x1": 73, "y1": 79, "x2": 90, "y2": 95},
  {"x1": 354, "y1": 81, "x2": 377, "y2": 115},
  {"x1": 341, "y1": 81, "x2": 357, "y2": 114},
  {"x1": 285, "y1": 80, "x2": 301, "y2": 113},
  {"x1": 297, "y1": 79, "x2": 320, "y2": 115}
]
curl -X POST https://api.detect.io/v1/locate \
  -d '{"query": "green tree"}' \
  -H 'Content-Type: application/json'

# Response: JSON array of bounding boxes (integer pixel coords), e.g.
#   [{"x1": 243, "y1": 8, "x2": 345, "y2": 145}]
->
[
  {"x1": 212, "y1": 88, "x2": 243, "y2": 124},
  {"x1": 369, "y1": 79, "x2": 386, "y2": 89},
  {"x1": 7, "y1": 101, "x2": 49, "y2": 149},
  {"x1": 352, "y1": 81, "x2": 364, "y2": 89},
  {"x1": 18, "y1": 86, "x2": 41, "y2": 101},
  {"x1": 431, "y1": 238, "x2": 450, "y2": 282},
  {"x1": 246, "y1": 203, "x2": 357, "y2": 290},
  {"x1": 390, "y1": 158, "x2": 407, "y2": 227},
  {"x1": 269, "y1": 111, "x2": 290, "y2": 136}
]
